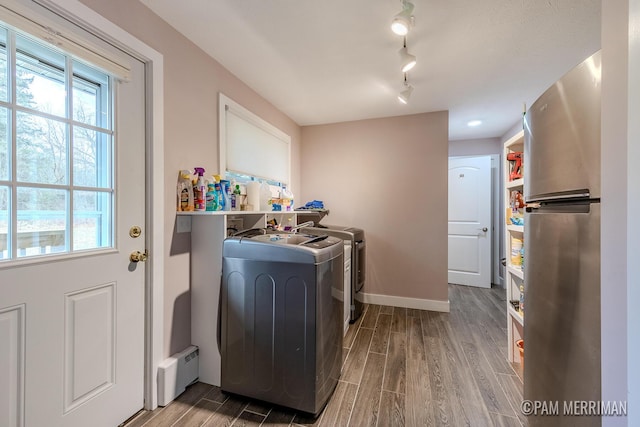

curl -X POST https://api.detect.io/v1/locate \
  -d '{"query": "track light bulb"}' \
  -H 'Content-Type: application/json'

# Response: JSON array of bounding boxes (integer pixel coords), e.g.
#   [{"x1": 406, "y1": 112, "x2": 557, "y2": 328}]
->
[
  {"x1": 391, "y1": 1, "x2": 414, "y2": 36},
  {"x1": 399, "y1": 47, "x2": 417, "y2": 72},
  {"x1": 398, "y1": 84, "x2": 414, "y2": 104}
]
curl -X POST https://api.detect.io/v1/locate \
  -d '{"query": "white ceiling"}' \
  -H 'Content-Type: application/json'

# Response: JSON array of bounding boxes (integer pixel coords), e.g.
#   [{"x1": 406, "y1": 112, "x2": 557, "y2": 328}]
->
[{"x1": 140, "y1": 0, "x2": 601, "y2": 140}]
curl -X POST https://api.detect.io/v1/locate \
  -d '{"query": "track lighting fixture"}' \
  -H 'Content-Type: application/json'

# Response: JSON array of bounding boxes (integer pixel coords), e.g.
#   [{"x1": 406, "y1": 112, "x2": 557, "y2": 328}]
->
[
  {"x1": 391, "y1": 2, "x2": 417, "y2": 103},
  {"x1": 398, "y1": 84, "x2": 413, "y2": 104},
  {"x1": 398, "y1": 74, "x2": 413, "y2": 104},
  {"x1": 399, "y1": 37, "x2": 416, "y2": 72},
  {"x1": 391, "y1": 0, "x2": 414, "y2": 36}
]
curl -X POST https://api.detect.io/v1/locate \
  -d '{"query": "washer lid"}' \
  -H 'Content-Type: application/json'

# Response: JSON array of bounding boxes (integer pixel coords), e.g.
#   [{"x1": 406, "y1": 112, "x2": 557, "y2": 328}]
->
[
  {"x1": 223, "y1": 233, "x2": 343, "y2": 264},
  {"x1": 250, "y1": 233, "x2": 338, "y2": 249}
]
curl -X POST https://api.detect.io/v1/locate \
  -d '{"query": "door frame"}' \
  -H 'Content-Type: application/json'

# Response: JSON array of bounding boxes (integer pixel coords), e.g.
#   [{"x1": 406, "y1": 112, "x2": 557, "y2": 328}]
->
[
  {"x1": 489, "y1": 154, "x2": 501, "y2": 286},
  {"x1": 42, "y1": 0, "x2": 165, "y2": 410}
]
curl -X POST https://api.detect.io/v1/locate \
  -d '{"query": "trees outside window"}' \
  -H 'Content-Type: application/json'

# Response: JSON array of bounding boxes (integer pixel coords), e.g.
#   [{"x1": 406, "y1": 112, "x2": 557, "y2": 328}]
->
[{"x1": 0, "y1": 25, "x2": 113, "y2": 260}]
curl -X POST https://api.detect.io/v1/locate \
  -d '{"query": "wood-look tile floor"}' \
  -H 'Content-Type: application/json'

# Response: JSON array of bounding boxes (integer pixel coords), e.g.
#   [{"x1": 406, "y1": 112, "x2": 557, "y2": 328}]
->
[{"x1": 122, "y1": 284, "x2": 525, "y2": 427}]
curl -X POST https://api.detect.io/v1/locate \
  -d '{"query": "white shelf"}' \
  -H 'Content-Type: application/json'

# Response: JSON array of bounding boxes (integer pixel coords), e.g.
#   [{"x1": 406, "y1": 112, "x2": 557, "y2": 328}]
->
[
  {"x1": 177, "y1": 210, "x2": 292, "y2": 216},
  {"x1": 506, "y1": 178, "x2": 524, "y2": 189},
  {"x1": 506, "y1": 264, "x2": 524, "y2": 280},
  {"x1": 506, "y1": 224, "x2": 524, "y2": 233},
  {"x1": 504, "y1": 129, "x2": 525, "y2": 366},
  {"x1": 504, "y1": 130, "x2": 525, "y2": 149},
  {"x1": 508, "y1": 305, "x2": 524, "y2": 327}
]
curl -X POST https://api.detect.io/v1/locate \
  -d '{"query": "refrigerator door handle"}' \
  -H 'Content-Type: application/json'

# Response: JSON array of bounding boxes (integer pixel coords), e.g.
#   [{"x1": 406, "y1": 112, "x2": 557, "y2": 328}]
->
[{"x1": 526, "y1": 203, "x2": 541, "y2": 212}]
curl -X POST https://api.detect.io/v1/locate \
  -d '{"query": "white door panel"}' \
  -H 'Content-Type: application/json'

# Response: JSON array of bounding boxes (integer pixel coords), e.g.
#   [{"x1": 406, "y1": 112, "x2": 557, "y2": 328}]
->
[
  {"x1": 0, "y1": 304, "x2": 25, "y2": 427},
  {"x1": 0, "y1": 14, "x2": 146, "y2": 426},
  {"x1": 448, "y1": 156, "x2": 492, "y2": 287}
]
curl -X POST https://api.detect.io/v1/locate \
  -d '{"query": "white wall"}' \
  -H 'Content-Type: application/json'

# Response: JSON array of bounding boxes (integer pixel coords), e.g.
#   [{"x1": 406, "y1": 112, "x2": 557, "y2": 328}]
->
[
  {"x1": 626, "y1": 0, "x2": 640, "y2": 426},
  {"x1": 301, "y1": 112, "x2": 450, "y2": 307},
  {"x1": 626, "y1": 0, "x2": 640, "y2": 422},
  {"x1": 601, "y1": 0, "x2": 638, "y2": 425},
  {"x1": 448, "y1": 137, "x2": 501, "y2": 157}
]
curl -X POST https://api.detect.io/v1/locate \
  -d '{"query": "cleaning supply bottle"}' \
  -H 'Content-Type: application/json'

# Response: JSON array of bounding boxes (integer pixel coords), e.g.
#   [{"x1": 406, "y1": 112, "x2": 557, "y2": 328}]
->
[
  {"x1": 177, "y1": 170, "x2": 194, "y2": 211},
  {"x1": 231, "y1": 184, "x2": 241, "y2": 210},
  {"x1": 205, "y1": 183, "x2": 217, "y2": 211},
  {"x1": 193, "y1": 167, "x2": 206, "y2": 211},
  {"x1": 214, "y1": 181, "x2": 223, "y2": 210},
  {"x1": 219, "y1": 179, "x2": 231, "y2": 211},
  {"x1": 519, "y1": 285, "x2": 525, "y2": 314}
]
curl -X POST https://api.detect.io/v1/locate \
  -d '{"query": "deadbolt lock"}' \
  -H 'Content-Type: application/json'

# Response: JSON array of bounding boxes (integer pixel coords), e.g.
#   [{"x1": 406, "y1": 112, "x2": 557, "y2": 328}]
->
[
  {"x1": 130, "y1": 250, "x2": 148, "y2": 263},
  {"x1": 129, "y1": 226, "x2": 142, "y2": 238}
]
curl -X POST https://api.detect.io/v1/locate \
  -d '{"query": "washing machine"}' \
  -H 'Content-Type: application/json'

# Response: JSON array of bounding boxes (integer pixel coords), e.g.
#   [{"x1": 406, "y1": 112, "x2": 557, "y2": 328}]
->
[
  {"x1": 300, "y1": 225, "x2": 366, "y2": 322},
  {"x1": 220, "y1": 232, "x2": 343, "y2": 415}
]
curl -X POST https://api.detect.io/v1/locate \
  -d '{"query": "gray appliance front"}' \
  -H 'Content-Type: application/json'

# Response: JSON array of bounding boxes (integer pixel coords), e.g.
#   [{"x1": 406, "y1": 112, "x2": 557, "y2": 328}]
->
[
  {"x1": 302, "y1": 226, "x2": 365, "y2": 322},
  {"x1": 220, "y1": 249, "x2": 342, "y2": 415},
  {"x1": 524, "y1": 202, "x2": 600, "y2": 426},
  {"x1": 524, "y1": 51, "x2": 601, "y2": 201}
]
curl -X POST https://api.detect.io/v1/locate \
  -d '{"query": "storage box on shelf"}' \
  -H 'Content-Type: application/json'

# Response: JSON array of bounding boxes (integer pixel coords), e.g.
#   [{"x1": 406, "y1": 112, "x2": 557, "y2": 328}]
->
[{"x1": 503, "y1": 129, "x2": 525, "y2": 374}]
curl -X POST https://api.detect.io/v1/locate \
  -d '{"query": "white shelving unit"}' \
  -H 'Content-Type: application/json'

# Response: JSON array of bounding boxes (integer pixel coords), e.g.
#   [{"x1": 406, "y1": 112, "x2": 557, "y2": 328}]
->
[{"x1": 503, "y1": 130, "x2": 525, "y2": 374}]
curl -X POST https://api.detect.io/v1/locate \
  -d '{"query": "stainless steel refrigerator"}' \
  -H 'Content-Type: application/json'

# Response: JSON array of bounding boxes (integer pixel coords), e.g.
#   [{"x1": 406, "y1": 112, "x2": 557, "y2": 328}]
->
[{"x1": 523, "y1": 50, "x2": 601, "y2": 426}]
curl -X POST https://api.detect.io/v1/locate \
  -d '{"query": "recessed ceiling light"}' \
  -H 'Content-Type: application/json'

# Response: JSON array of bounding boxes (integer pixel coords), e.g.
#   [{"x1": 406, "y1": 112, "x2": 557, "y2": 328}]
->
[{"x1": 467, "y1": 120, "x2": 483, "y2": 127}]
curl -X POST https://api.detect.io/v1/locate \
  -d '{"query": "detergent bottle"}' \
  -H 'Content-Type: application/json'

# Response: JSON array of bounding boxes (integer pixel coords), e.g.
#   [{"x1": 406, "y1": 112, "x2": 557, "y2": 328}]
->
[
  {"x1": 205, "y1": 183, "x2": 217, "y2": 211},
  {"x1": 177, "y1": 170, "x2": 194, "y2": 211},
  {"x1": 193, "y1": 167, "x2": 206, "y2": 211},
  {"x1": 213, "y1": 181, "x2": 223, "y2": 210},
  {"x1": 219, "y1": 179, "x2": 231, "y2": 211}
]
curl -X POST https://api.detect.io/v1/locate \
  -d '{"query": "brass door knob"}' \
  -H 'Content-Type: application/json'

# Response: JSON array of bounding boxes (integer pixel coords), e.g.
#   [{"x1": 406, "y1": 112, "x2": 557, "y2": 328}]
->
[{"x1": 130, "y1": 250, "x2": 148, "y2": 263}]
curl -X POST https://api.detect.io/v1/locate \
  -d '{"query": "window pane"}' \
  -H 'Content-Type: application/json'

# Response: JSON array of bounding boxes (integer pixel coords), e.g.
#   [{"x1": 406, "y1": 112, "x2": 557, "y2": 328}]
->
[
  {"x1": 73, "y1": 190, "x2": 111, "y2": 250},
  {"x1": 73, "y1": 61, "x2": 110, "y2": 128},
  {"x1": 73, "y1": 128, "x2": 111, "y2": 188},
  {"x1": 17, "y1": 187, "x2": 67, "y2": 257},
  {"x1": 0, "y1": 186, "x2": 7, "y2": 259},
  {"x1": 0, "y1": 26, "x2": 7, "y2": 102},
  {"x1": 16, "y1": 35, "x2": 66, "y2": 117},
  {"x1": 17, "y1": 111, "x2": 68, "y2": 184},
  {"x1": 0, "y1": 106, "x2": 8, "y2": 180}
]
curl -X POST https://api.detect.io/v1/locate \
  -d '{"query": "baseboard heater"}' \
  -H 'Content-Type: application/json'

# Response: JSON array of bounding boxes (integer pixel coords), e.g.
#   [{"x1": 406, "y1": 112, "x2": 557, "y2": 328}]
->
[{"x1": 157, "y1": 345, "x2": 199, "y2": 406}]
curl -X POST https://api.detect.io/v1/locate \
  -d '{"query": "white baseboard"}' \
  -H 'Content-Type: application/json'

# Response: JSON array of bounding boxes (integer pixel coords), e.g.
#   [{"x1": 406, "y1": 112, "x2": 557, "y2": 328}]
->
[{"x1": 361, "y1": 292, "x2": 450, "y2": 313}]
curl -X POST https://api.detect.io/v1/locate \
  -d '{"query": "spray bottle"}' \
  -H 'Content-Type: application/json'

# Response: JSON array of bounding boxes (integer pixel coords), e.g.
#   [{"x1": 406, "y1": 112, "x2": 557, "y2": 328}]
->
[
  {"x1": 232, "y1": 184, "x2": 241, "y2": 210},
  {"x1": 193, "y1": 167, "x2": 206, "y2": 211}
]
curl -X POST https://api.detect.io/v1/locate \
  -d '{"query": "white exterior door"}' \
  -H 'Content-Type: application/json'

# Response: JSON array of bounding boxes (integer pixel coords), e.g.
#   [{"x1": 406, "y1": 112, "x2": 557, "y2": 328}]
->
[
  {"x1": 448, "y1": 156, "x2": 492, "y2": 288},
  {"x1": 0, "y1": 8, "x2": 147, "y2": 426}
]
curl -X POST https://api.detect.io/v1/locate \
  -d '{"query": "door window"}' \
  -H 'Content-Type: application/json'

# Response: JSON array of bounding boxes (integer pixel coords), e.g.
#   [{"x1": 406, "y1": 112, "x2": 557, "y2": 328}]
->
[{"x1": 0, "y1": 24, "x2": 113, "y2": 261}]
